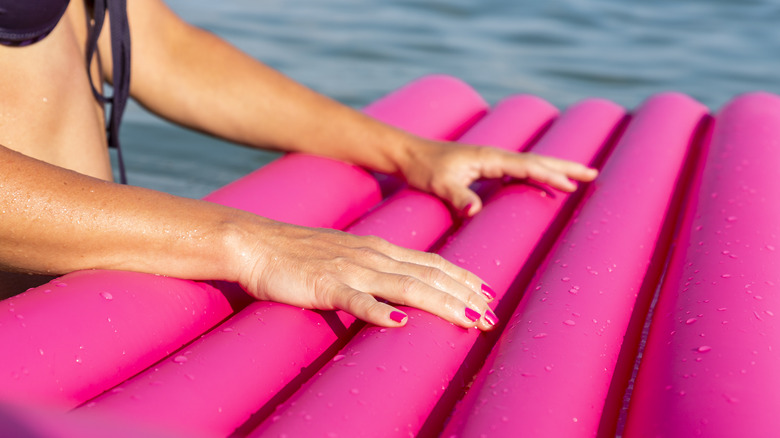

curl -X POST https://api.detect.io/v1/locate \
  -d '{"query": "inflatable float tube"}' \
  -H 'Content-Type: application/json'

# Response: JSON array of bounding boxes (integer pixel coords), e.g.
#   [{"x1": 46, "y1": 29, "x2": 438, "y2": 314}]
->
[
  {"x1": 623, "y1": 93, "x2": 780, "y2": 437},
  {"x1": 74, "y1": 95, "x2": 560, "y2": 437},
  {"x1": 4, "y1": 80, "x2": 778, "y2": 438},
  {"x1": 250, "y1": 98, "x2": 625, "y2": 438},
  {"x1": 0, "y1": 75, "x2": 488, "y2": 411},
  {"x1": 441, "y1": 93, "x2": 708, "y2": 438}
]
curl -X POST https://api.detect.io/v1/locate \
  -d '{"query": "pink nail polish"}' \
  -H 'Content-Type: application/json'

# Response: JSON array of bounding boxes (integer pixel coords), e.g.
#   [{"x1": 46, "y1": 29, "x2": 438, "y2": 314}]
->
[
  {"x1": 465, "y1": 307, "x2": 481, "y2": 322},
  {"x1": 481, "y1": 284, "x2": 496, "y2": 300},
  {"x1": 389, "y1": 311, "x2": 407, "y2": 323},
  {"x1": 484, "y1": 309, "x2": 499, "y2": 326}
]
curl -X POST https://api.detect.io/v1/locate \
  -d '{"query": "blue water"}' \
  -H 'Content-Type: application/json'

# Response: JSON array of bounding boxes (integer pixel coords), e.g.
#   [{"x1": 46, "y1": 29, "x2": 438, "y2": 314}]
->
[{"x1": 120, "y1": 0, "x2": 780, "y2": 197}]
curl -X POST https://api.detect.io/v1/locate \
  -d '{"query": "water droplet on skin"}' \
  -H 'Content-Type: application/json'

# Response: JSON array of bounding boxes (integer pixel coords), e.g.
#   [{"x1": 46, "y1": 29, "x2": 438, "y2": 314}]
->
[
  {"x1": 99, "y1": 291, "x2": 113, "y2": 300},
  {"x1": 173, "y1": 355, "x2": 188, "y2": 364}
]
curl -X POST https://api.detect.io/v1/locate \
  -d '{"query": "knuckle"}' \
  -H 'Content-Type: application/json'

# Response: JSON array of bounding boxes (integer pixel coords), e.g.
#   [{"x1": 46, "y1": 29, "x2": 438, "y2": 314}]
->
[
  {"x1": 396, "y1": 274, "x2": 419, "y2": 299},
  {"x1": 344, "y1": 290, "x2": 368, "y2": 311},
  {"x1": 419, "y1": 265, "x2": 450, "y2": 287}
]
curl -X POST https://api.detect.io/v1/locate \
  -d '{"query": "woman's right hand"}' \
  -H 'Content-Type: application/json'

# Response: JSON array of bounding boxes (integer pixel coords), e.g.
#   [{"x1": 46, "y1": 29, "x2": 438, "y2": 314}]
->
[{"x1": 231, "y1": 219, "x2": 498, "y2": 330}]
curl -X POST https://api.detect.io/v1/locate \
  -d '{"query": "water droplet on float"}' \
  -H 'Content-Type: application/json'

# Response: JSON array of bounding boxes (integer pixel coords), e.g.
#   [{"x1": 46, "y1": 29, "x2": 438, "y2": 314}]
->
[
  {"x1": 696, "y1": 346, "x2": 712, "y2": 353},
  {"x1": 350, "y1": 388, "x2": 360, "y2": 395},
  {"x1": 332, "y1": 355, "x2": 346, "y2": 362},
  {"x1": 533, "y1": 333, "x2": 548, "y2": 339},
  {"x1": 563, "y1": 320, "x2": 576, "y2": 326},
  {"x1": 173, "y1": 355, "x2": 188, "y2": 364},
  {"x1": 99, "y1": 291, "x2": 113, "y2": 300},
  {"x1": 686, "y1": 318, "x2": 698, "y2": 325},
  {"x1": 726, "y1": 216, "x2": 738, "y2": 223}
]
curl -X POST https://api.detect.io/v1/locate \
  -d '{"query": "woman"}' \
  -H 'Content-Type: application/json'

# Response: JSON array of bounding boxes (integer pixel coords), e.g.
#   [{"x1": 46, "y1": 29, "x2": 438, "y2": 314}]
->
[{"x1": 0, "y1": 0, "x2": 596, "y2": 329}]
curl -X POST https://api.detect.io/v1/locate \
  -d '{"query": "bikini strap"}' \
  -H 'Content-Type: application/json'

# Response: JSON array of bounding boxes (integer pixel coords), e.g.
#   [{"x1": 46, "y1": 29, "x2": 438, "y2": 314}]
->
[{"x1": 85, "y1": 0, "x2": 131, "y2": 184}]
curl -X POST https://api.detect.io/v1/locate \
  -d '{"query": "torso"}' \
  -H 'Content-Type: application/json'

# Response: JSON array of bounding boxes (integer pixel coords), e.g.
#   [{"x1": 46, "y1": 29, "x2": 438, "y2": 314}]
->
[
  {"x1": 0, "y1": 0, "x2": 114, "y2": 181},
  {"x1": 1, "y1": 1, "x2": 113, "y2": 297}
]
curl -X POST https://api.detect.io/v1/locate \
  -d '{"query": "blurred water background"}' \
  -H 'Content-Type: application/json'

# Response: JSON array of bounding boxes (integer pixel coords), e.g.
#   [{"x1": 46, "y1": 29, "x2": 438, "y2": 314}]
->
[{"x1": 120, "y1": 0, "x2": 780, "y2": 196}]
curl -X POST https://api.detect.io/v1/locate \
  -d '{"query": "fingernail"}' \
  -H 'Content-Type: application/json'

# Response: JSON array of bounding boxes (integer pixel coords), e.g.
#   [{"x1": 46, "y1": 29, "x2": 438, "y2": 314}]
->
[
  {"x1": 389, "y1": 311, "x2": 407, "y2": 323},
  {"x1": 461, "y1": 203, "x2": 473, "y2": 217},
  {"x1": 481, "y1": 284, "x2": 496, "y2": 300},
  {"x1": 484, "y1": 309, "x2": 499, "y2": 326},
  {"x1": 464, "y1": 307, "x2": 481, "y2": 322}
]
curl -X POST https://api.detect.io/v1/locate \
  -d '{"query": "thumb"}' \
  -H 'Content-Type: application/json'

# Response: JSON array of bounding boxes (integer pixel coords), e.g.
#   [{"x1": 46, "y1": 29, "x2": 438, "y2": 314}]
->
[{"x1": 449, "y1": 187, "x2": 482, "y2": 218}]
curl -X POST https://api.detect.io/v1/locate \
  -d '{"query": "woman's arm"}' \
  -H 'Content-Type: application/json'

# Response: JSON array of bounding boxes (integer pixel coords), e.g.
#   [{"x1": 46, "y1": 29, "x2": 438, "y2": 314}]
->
[
  {"x1": 112, "y1": 0, "x2": 597, "y2": 215},
  {"x1": 0, "y1": 144, "x2": 496, "y2": 329}
]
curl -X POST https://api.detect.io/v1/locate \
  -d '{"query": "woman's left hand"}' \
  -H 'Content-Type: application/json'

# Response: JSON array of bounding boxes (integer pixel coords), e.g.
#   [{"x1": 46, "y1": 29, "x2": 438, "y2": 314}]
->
[{"x1": 398, "y1": 139, "x2": 598, "y2": 217}]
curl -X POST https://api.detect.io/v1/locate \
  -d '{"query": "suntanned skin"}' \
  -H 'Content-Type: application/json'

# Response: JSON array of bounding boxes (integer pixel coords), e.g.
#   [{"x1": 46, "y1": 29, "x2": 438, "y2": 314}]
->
[{"x1": 0, "y1": 0, "x2": 597, "y2": 328}]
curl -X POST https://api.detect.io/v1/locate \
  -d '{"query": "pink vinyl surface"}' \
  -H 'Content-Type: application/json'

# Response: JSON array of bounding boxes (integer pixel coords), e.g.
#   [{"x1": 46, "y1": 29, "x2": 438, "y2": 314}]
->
[
  {"x1": 75, "y1": 94, "x2": 559, "y2": 437},
  {"x1": 442, "y1": 93, "x2": 708, "y2": 438},
  {"x1": 0, "y1": 75, "x2": 487, "y2": 411},
  {"x1": 623, "y1": 93, "x2": 780, "y2": 437},
  {"x1": 250, "y1": 98, "x2": 624, "y2": 438},
  {"x1": 3, "y1": 79, "x2": 777, "y2": 437}
]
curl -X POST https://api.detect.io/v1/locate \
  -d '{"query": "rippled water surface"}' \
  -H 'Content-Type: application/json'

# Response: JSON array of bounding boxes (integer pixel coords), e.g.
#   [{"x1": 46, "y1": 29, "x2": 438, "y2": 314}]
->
[{"x1": 121, "y1": 0, "x2": 780, "y2": 196}]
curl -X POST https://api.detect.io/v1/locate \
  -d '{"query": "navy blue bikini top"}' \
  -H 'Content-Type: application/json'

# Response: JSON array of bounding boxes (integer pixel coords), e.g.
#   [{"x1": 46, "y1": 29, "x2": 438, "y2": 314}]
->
[{"x1": 0, "y1": 0, "x2": 131, "y2": 183}]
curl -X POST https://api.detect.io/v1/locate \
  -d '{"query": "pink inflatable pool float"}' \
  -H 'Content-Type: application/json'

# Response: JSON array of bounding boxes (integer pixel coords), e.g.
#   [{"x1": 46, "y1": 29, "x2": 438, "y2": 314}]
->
[{"x1": 0, "y1": 76, "x2": 777, "y2": 438}]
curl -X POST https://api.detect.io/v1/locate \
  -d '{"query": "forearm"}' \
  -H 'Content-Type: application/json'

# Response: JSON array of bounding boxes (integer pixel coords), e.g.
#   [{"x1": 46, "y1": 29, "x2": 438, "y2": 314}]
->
[
  {"x1": 0, "y1": 145, "x2": 252, "y2": 282},
  {"x1": 126, "y1": 0, "x2": 413, "y2": 175}
]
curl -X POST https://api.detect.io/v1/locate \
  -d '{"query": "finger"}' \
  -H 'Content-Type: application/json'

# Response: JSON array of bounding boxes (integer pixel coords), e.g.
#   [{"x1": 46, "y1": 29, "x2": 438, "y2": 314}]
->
[
  {"x1": 364, "y1": 237, "x2": 490, "y2": 297},
  {"x1": 530, "y1": 154, "x2": 599, "y2": 182},
  {"x1": 357, "y1": 271, "x2": 497, "y2": 330},
  {"x1": 500, "y1": 154, "x2": 590, "y2": 192},
  {"x1": 328, "y1": 285, "x2": 410, "y2": 327},
  {"x1": 448, "y1": 186, "x2": 482, "y2": 218}
]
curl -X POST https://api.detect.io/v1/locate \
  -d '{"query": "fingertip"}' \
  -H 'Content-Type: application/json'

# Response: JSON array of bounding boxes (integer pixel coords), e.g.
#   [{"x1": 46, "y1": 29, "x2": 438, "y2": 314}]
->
[
  {"x1": 483, "y1": 308, "x2": 499, "y2": 329},
  {"x1": 459, "y1": 199, "x2": 482, "y2": 218},
  {"x1": 480, "y1": 283, "x2": 496, "y2": 301},
  {"x1": 582, "y1": 167, "x2": 599, "y2": 181},
  {"x1": 389, "y1": 310, "x2": 408, "y2": 325}
]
